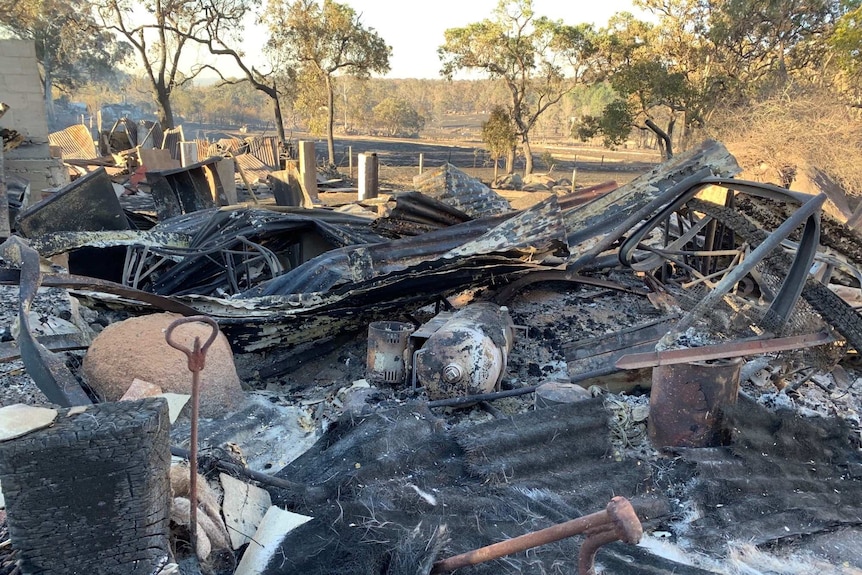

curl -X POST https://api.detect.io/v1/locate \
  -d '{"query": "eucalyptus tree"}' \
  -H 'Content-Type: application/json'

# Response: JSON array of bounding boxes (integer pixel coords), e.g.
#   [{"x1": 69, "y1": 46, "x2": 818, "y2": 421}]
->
[
  {"x1": 95, "y1": 0, "x2": 248, "y2": 128},
  {"x1": 439, "y1": 0, "x2": 597, "y2": 174},
  {"x1": 266, "y1": 0, "x2": 390, "y2": 165}
]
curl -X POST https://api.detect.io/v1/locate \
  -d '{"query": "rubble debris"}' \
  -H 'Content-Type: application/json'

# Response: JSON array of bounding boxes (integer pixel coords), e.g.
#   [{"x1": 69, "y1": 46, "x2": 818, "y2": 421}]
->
[
  {"x1": 672, "y1": 397, "x2": 862, "y2": 555},
  {"x1": 146, "y1": 158, "x2": 225, "y2": 220},
  {"x1": 534, "y1": 380, "x2": 593, "y2": 408},
  {"x1": 47, "y1": 124, "x2": 98, "y2": 162},
  {"x1": 616, "y1": 330, "x2": 834, "y2": 369},
  {"x1": 139, "y1": 147, "x2": 180, "y2": 172},
  {"x1": 233, "y1": 506, "x2": 312, "y2": 575},
  {"x1": 219, "y1": 473, "x2": 272, "y2": 550},
  {"x1": 233, "y1": 153, "x2": 273, "y2": 187},
  {"x1": 16, "y1": 167, "x2": 129, "y2": 237},
  {"x1": 649, "y1": 357, "x2": 742, "y2": 448},
  {"x1": 270, "y1": 400, "x2": 659, "y2": 575},
  {"x1": 0, "y1": 147, "x2": 9, "y2": 239},
  {"x1": 268, "y1": 167, "x2": 314, "y2": 208},
  {"x1": 373, "y1": 191, "x2": 473, "y2": 237},
  {"x1": 0, "y1": 236, "x2": 90, "y2": 406},
  {"x1": 415, "y1": 302, "x2": 514, "y2": 399},
  {"x1": 245, "y1": 136, "x2": 281, "y2": 170},
  {"x1": 161, "y1": 126, "x2": 184, "y2": 161},
  {"x1": 0, "y1": 399, "x2": 171, "y2": 575},
  {"x1": 82, "y1": 312, "x2": 243, "y2": 417},
  {"x1": 169, "y1": 465, "x2": 231, "y2": 564}
]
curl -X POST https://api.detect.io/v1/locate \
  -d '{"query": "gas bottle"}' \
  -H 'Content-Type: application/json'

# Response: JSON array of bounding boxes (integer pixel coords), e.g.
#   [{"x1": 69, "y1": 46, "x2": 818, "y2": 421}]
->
[{"x1": 416, "y1": 302, "x2": 514, "y2": 400}]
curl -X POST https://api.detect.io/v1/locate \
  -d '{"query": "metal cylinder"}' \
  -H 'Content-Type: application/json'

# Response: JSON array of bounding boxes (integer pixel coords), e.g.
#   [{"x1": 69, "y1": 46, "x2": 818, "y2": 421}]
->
[
  {"x1": 648, "y1": 357, "x2": 742, "y2": 448},
  {"x1": 416, "y1": 303, "x2": 514, "y2": 400},
  {"x1": 366, "y1": 321, "x2": 414, "y2": 385}
]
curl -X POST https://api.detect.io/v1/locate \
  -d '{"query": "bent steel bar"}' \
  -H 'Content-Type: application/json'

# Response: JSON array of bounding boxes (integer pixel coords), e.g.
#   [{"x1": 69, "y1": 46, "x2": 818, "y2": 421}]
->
[
  {"x1": 618, "y1": 177, "x2": 826, "y2": 333},
  {"x1": 0, "y1": 237, "x2": 91, "y2": 406}
]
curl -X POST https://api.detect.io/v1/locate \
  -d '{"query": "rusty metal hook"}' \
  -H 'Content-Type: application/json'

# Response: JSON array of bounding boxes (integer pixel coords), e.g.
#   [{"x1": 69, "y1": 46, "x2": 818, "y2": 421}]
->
[
  {"x1": 165, "y1": 315, "x2": 220, "y2": 373},
  {"x1": 164, "y1": 315, "x2": 220, "y2": 558}
]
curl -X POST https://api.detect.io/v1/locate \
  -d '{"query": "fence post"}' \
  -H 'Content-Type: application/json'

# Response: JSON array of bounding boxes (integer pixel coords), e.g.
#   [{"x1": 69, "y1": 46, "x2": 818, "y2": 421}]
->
[{"x1": 358, "y1": 152, "x2": 379, "y2": 200}]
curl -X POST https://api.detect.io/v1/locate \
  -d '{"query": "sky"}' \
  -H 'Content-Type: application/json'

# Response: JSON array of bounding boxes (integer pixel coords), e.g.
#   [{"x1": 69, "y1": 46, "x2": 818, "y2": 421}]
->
[{"x1": 191, "y1": 0, "x2": 642, "y2": 81}]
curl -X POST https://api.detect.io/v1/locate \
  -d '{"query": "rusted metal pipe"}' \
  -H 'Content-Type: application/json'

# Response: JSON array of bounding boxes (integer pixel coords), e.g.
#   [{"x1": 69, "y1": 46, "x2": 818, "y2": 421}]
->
[
  {"x1": 165, "y1": 316, "x2": 219, "y2": 556},
  {"x1": 430, "y1": 496, "x2": 642, "y2": 574}
]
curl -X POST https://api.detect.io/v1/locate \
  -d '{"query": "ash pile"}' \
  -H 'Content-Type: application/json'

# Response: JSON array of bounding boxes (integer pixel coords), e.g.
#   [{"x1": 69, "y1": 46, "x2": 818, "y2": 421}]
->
[{"x1": 0, "y1": 133, "x2": 861, "y2": 575}]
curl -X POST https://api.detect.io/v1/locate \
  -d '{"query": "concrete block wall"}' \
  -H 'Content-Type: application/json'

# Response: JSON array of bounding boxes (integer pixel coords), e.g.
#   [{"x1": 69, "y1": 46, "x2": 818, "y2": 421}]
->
[{"x1": 0, "y1": 40, "x2": 49, "y2": 144}]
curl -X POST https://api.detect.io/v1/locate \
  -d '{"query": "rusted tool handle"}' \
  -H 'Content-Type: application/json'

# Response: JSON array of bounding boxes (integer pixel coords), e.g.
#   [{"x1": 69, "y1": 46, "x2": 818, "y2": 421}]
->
[
  {"x1": 431, "y1": 496, "x2": 642, "y2": 574},
  {"x1": 165, "y1": 316, "x2": 220, "y2": 372},
  {"x1": 578, "y1": 496, "x2": 643, "y2": 575}
]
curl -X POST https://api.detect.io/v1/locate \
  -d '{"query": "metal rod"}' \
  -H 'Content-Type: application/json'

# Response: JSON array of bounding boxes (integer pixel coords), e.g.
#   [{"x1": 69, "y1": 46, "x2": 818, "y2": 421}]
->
[
  {"x1": 431, "y1": 496, "x2": 641, "y2": 574},
  {"x1": 165, "y1": 316, "x2": 219, "y2": 556}
]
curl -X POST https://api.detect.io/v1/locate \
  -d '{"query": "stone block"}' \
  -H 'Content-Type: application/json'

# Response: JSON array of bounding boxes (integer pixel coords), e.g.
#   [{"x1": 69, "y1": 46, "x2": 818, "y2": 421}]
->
[{"x1": 82, "y1": 313, "x2": 245, "y2": 418}]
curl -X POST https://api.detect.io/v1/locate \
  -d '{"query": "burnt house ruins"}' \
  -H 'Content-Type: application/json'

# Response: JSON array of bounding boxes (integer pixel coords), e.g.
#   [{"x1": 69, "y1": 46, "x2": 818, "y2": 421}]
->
[{"x1": 0, "y1": 38, "x2": 861, "y2": 575}]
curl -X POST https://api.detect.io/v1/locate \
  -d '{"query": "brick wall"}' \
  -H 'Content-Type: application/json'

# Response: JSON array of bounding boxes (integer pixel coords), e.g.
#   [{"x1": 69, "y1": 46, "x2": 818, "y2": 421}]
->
[
  {"x1": 0, "y1": 40, "x2": 67, "y2": 198},
  {"x1": 0, "y1": 39, "x2": 49, "y2": 144}
]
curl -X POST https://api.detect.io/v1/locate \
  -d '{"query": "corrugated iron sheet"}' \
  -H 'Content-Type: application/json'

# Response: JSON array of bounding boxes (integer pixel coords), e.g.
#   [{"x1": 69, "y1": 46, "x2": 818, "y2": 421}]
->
[
  {"x1": 195, "y1": 139, "x2": 210, "y2": 161},
  {"x1": 48, "y1": 124, "x2": 97, "y2": 160},
  {"x1": 246, "y1": 136, "x2": 280, "y2": 170},
  {"x1": 413, "y1": 163, "x2": 511, "y2": 218},
  {"x1": 235, "y1": 153, "x2": 273, "y2": 184},
  {"x1": 161, "y1": 126, "x2": 185, "y2": 160},
  {"x1": 213, "y1": 138, "x2": 244, "y2": 155}
]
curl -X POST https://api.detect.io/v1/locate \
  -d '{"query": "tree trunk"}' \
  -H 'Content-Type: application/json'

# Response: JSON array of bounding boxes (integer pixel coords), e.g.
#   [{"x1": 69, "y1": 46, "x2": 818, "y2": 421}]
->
[
  {"x1": 325, "y1": 75, "x2": 336, "y2": 166},
  {"x1": 523, "y1": 135, "x2": 534, "y2": 175},
  {"x1": 505, "y1": 147, "x2": 515, "y2": 175},
  {"x1": 155, "y1": 84, "x2": 174, "y2": 128},
  {"x1": 645, "y1": 118, "x2": 672, "y2": 160},
  {"x1": 271, "y1": 84, "x2": 287, "y2": 145}
]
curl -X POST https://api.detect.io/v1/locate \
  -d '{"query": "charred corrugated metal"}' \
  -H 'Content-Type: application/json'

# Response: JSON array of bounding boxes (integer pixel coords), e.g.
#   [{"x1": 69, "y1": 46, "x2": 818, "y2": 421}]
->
[
  {"x1": 233, "y1": 153, "x2": 273, "y2": 185},
  {"x1": 161, "y1": 126, "x2": 184, "y2": 160},
  {"x1": 48, "y1": 124, "x2": 97, "y2": 161},
  {"x1": 413, "y1": 163, "x2": 511, "y2": 217},
  {"x1": 372, "y1": 191, "x2": 473, "y2": 237},
  {"x1": 16, "y1": 168, "x2": 129, "y2": 237},
  {"x1": 146, "y1": 158, "x2": 223, "y2": 220},
  {"x1": 245, "y1": 136, "x2": 281, "y2": 170}
]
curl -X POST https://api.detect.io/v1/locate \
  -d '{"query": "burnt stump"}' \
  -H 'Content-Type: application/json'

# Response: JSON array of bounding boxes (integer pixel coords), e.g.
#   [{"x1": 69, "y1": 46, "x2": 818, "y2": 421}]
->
[{"x1": 0, "y1": 398, "x2": 172, "y2": 575}]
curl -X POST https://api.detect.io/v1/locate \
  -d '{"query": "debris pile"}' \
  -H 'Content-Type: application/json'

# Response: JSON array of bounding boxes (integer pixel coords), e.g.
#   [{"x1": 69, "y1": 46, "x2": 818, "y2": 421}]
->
[{"x1": 2, "y1": 41, "x2": 862, "y2": 575}]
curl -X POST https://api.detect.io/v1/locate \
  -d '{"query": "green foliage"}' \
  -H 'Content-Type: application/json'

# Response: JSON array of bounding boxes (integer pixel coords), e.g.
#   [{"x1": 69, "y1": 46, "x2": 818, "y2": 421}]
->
[
  {"x1": 829, "y1": 1, "x2": 862, "y2": 99},
  {"x1": 576, "y1": 99, "x2": 635, "y2": 147},
  {"x1": 0, "y1": 0, "x2": 130, "y2": 95},
  {"x1": 481, "y1": 106, "x2": 517, "y2": 160},
  {"x1": 372, "y1": 97, "x2": 424, "y2": 137}
]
